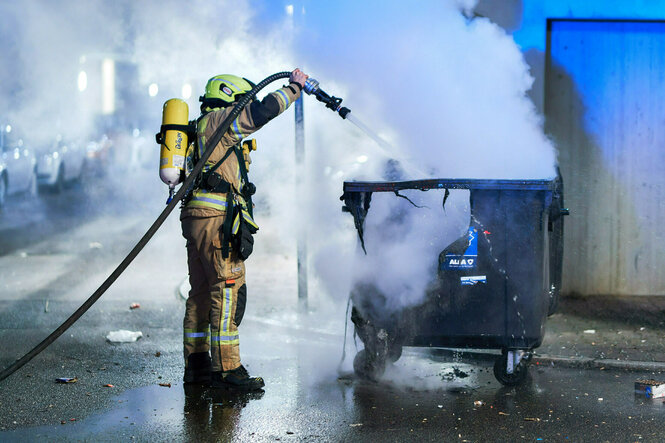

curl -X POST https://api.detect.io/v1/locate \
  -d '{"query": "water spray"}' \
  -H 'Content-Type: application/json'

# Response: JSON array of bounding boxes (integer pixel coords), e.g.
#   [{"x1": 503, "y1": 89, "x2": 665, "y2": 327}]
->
[{"x1": 304, "y1": 78, "x2": 427, "y2": 177}]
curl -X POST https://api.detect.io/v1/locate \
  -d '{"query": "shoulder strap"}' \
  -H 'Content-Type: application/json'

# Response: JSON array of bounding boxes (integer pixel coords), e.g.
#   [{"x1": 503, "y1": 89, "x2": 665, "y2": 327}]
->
[{"x1": 233, "y1": 146, "x2": 254, "y2": 217}]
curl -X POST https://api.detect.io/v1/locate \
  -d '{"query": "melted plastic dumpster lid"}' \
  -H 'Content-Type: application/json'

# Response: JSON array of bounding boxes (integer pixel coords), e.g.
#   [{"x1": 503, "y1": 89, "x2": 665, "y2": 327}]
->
[{"x1": 343, "y1": 178, "x2": 555, "y2": 193}]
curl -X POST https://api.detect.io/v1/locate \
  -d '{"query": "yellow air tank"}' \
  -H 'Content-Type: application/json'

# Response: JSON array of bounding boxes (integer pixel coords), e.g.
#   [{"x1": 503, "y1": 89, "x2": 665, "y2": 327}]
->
[{"x1": 159, "y1": 98, "x2": 189, "y2": 189}]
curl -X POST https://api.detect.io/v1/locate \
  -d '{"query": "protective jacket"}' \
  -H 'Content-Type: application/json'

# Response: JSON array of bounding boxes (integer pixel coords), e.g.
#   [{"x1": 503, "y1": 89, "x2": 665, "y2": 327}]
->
[{"x1": 182, "y1": 83, "x2": 302, "y2": 217}]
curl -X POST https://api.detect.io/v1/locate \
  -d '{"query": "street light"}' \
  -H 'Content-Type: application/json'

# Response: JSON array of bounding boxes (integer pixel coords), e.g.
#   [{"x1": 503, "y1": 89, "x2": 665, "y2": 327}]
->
[
  {"x1": 101, "y1": 58, "x2": 115, "y2": 114},
  {"x1": 78, "y1": 71, "x2": 88, "y2": 92},
  {"x1": 182, "y1": 83, "x2": 192, "y2": 99},
  {"x1": 148, "y1": 83, "x2": 159, "y2": 97}
]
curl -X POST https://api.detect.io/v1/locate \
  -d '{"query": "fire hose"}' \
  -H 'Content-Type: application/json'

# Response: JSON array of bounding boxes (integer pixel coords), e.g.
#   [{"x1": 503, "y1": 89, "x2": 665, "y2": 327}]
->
[{"x1": 0, "y1": 71, "x2": 350, "y2": 382}]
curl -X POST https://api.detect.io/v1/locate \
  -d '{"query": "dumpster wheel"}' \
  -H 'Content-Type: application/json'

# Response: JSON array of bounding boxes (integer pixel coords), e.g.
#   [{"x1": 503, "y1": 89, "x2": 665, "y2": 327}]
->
[
  {"x1": 388, "y1": 343, "x2": 402, "y2": 363},
  {"x1": 353, "y1": 349, "x2": 386, "y2": 381},
  {"x1": 493, "y1": 351, "x2": 530, "y2": 386}
]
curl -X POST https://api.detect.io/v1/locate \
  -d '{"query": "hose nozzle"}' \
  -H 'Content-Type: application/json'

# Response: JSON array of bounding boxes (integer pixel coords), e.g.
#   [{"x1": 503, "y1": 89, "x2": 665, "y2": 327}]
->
[{"x1": 303, "y1": 78, "x2": 351, "y2": 119}]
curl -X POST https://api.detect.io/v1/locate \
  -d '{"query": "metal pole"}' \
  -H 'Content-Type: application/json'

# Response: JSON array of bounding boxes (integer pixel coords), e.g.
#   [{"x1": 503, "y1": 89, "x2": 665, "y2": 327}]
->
[{"x1": 294, "y1": 95, "x2": 308, "y2": 310}]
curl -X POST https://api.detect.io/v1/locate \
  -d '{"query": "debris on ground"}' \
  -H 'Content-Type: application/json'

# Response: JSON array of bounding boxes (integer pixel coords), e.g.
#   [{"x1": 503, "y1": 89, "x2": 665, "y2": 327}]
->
[
  {"x1": 154, "y1": 352, "x2": 161, "y2": 357},
  {"x1": 635, "y1": 379, "x2": 665, "y2": 399},
  {"x1": 106, "y1": 330, "x2": 143, "y2": 343},
  {"x1": 524, "y1": 417, "x2": 541, "y2": 422},
  {"x1": 55, "y1": 377, "x2": 78, "y2": 384},
  {"x1": 158, "y1": 383, "x2": 171, "y2": 388},
  {"x1": 129, "y1": 303, "x2": 141, "y2": 310},
  {"x1": 473, "y1": 400, "x2": 484, "y2": 407},
  {"x1": 103, "y1": 384, "x2": 114, "y2": 388},
  {"x1": 583, "y1": 329, "x2": 596, "y2": 334},
  {"x1": 453, "y1": 368, "x2": 469, "y2": 378},
  {"x1": 441, "y1": 367, "x2": 470, "y2": 381},
  {"x1": 336, "y1": 371, "x2": 355, "y2": 381},
  {"x1": 349, "y1": 423, "x2": 363, "y2": 427}
]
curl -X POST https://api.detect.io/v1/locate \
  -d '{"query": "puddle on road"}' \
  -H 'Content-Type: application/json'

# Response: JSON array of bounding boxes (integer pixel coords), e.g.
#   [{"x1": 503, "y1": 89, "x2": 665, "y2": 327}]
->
[
  {"x1": 2, "y1": 354, "x2": 489, "y2": 441},
  {"x1": 6, "y1": 362, "x2": 664, "y2": 441},
  {"x1": 381, "y1": 351, "x2": 490, "y2": 393},
  {"x1": 2, "y1": 383, "x2": 266, "y2": 441}
]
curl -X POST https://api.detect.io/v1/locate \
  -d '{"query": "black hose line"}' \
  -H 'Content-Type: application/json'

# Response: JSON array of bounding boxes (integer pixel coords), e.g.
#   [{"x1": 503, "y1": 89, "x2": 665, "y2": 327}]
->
[{"x1": 0, "y1": 71, "x2": 292, "y2": 382}]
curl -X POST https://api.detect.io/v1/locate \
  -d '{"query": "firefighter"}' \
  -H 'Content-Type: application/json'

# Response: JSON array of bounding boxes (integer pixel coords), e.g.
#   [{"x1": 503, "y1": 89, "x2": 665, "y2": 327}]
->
[{"x1": 181, "y1": 68, "x2": 308, "y2": 390}]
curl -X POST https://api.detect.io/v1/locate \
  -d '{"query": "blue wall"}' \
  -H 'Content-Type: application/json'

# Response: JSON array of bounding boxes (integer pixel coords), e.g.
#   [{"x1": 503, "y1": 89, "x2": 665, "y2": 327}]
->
[
  {"x1": 514, "y1": 0, "x2": 665, "y2": 52},
  {"x1": 512, "y1": 1, "x2": 665, "y2": 295},
  {"x1": 473, "y1": 0, "x2": 665, "y2": 112}
]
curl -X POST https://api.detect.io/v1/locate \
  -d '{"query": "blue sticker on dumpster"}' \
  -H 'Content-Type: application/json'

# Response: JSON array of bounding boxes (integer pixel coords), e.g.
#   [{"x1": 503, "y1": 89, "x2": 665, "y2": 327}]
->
[
  {"x1": 443, "y1": 227, "x2": 478, "y2": 270},
  {"x1": 460, "y1": 275, "x2": 486, "y2": 285}
]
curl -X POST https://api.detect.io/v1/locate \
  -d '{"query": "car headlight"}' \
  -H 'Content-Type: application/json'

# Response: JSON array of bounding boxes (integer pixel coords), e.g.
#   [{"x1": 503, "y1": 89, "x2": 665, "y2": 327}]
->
[{"x1": 41, "y1": 153, "x2": 55, "y2": 165}]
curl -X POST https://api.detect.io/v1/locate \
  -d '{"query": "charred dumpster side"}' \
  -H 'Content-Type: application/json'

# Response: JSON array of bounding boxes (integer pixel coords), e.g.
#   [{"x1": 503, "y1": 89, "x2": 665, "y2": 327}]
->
[{"x1": 341, "y1": 178, "x2": 567, "y2": 386}]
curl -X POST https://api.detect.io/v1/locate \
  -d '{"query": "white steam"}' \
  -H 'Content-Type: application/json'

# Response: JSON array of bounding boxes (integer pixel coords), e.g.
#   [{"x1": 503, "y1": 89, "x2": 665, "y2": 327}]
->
[{"x1": 298, "y1": 0, "x2": 557, "y2": 312}]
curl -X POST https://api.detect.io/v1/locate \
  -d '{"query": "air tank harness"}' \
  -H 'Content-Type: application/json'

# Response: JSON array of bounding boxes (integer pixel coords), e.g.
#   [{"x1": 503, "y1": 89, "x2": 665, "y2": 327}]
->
[{"x1": 189, "y1": 140, "x2": 259, "y2": 261}]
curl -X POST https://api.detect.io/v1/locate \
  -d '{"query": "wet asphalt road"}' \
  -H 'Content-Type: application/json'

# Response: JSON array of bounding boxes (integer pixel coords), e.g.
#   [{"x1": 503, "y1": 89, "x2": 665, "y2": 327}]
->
[{"x1": 1, "y1": 170, "x2": 665, "y2": 442}]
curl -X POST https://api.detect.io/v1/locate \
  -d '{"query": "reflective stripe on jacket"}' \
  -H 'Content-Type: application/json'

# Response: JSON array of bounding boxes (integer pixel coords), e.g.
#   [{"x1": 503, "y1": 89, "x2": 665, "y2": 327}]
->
[{"x1": 184, "y1": 84, "x2": 300, "y2": 217}]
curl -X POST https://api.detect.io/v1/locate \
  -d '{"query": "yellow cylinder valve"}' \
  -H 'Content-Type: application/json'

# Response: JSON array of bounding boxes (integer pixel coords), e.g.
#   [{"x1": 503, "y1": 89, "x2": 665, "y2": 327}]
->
[{"x1": 241, "y1": 138, "x2": 257, "y2": 172}]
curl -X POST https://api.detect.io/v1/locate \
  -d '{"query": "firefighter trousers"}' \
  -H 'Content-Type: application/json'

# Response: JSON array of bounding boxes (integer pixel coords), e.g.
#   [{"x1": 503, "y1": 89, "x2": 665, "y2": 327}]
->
[{"x1": 181, "y1": 213, "x2": 247, "y2": 372}]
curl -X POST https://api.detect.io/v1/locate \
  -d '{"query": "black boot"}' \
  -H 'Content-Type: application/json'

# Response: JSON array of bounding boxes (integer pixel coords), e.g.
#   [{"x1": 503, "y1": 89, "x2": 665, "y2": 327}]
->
[
  {"x1": 210, "y1": 365, "x2": 265, "y2": 391},
  {"x1": 183, "y1": 352, "x2": 212, "y2": 384}
]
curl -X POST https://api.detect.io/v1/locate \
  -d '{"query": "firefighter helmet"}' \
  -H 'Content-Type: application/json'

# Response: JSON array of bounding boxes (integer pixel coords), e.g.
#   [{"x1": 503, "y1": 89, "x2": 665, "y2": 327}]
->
[{"x1": 201, "y1": 74, "x2": 254, "y2": 104}]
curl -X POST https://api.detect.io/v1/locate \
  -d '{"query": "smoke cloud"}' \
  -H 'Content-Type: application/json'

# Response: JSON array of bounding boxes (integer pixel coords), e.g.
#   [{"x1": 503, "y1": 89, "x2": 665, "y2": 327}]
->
[{"x1": 294, "y1": 0, "x2": 557, "y2": 313}]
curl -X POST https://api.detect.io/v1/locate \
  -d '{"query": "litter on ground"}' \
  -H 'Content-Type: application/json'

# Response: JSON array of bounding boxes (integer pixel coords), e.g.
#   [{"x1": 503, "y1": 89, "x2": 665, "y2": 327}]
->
[
  {"x1": 55, "y1": 377, "x2": 77, "y2": 383},
  {"x1": 106, "y1": 330, "x2": 143, "y2": 343}
]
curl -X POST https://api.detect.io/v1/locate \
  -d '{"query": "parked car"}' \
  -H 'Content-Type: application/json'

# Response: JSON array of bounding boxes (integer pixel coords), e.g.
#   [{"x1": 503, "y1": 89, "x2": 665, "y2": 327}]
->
[
  {"x1": 36, "y1": 135, "x2": 87, "y2": 192},
  {"x1": 0, "y1": 123, "x2": 37, "y2": 210},
  {"x1": 129, "y1": 128, "x2": 154, "y2": 170},
  {"x1": 107, "y1": 128, "x2": 153, "y2": 172},
  {"x1": 84, "y1": 134, "x2": 113, "y2": 177}
]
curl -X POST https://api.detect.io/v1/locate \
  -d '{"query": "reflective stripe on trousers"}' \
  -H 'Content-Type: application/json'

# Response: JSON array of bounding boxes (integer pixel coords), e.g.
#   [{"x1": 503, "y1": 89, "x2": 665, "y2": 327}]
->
[
  {"x1": 212, "y1": 288, "x2": 239, "y2": 346},
  {"x1": 184, "y1": 328, "x2": 210, "y2": 343}
]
